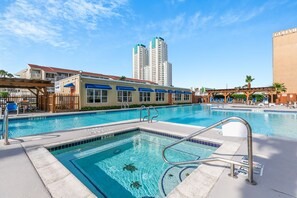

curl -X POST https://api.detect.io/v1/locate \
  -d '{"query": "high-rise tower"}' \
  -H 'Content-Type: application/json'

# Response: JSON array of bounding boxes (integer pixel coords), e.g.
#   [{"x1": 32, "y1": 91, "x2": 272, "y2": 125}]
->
[
  {"x1": 132, "y1": 44, "x2": 148, "y2": 80},
  {"x1": 149, "y1": 37, "x2": 172, "y2": 86}
]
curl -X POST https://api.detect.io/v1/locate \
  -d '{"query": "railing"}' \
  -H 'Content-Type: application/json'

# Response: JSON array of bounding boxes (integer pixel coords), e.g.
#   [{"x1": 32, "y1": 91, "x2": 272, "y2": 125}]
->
[
  {"x1": 162, "y1": 116, "x2": 256, "y2": 185},
  {"x1": 121, "y1": 102, "x2": 129, "y2": 109},
  {"x1": 1, "y1": 108, "x2": 10, "y2": 145},
  {"x1": 139, "y1": 105, "x2": 159, "y2": 122},
  {"x1": 149, "y1": 106, "x2": 159, "y2": 122},
  {"x1": 139, "y1": 105, "x2": 150, "y2": 122}
]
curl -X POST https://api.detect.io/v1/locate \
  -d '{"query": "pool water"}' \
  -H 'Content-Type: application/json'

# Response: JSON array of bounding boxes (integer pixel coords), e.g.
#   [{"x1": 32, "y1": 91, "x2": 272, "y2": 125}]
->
[
  {"x1": 52, "y1": 130, "x2": 217, "y2": 197},
  {"x1": 6, "y1": 104, "x2": 297, "y2": 139}
]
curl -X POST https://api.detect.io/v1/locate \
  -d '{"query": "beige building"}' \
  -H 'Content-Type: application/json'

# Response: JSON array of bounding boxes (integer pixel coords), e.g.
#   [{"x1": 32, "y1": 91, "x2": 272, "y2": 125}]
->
[
  {"x1": 56, "y1": 74, "x2": 192, "y2": 109},
  {"x1": 273, "y1": 27, "x2": 297, "y2": 93}
]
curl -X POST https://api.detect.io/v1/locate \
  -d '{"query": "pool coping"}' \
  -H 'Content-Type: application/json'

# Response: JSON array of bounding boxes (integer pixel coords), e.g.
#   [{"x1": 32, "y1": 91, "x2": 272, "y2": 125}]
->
[{"x1": 24, "y1": 124, "x2": 241, "y2": 198}]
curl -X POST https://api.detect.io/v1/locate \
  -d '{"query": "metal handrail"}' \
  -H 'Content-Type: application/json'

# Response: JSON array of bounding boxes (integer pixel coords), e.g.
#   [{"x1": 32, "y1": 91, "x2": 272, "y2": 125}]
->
[
  {"x1": 139, "y1": 105, "x2": 150, "y2": 122},
  {"x1": 149, "y1": 106, "x2": 159, "y2": 122},
  {"x1": 2, "y1": 108, "x2": 10, "y2": 145},
  {"x1": 162, "y1": 116, "x2": 256, "y2": 185},
  {"x1": 126, "y1": 102, "x2": 129, "y2": 108}
]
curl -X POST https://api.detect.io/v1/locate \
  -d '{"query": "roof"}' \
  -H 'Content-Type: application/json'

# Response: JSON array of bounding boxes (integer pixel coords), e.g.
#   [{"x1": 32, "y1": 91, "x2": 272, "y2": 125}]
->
[
  {"x1": 207, "y1": 87, "x2": 275, "y2": 94},
  {"x1": 273, "y1": 27, "x2": 297, "y2": 37},
  {"x1": 0, "y1": 78, "x2": 54, "y2": 89},
  {"x1": 28, "y1": 64, "x2": 157, "y2": 85}
]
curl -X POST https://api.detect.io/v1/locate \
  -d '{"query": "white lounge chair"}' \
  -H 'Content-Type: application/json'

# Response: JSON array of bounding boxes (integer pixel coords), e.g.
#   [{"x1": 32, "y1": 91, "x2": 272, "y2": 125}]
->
[
  {"x1": 269, "y1": 103, "x2": 276, "y2": 107},
  {"x1": 258, "y1": 103, "x2": 264, "y2": 107}
]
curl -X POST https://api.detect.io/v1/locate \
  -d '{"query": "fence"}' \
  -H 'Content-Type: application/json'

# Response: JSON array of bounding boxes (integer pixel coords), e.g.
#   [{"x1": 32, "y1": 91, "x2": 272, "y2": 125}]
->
[
  {"x1": 48, "y1": 94, "x2": 79, "y2": 113},
  {"x1": 0, "y1": 95, "x2": 37, "y2": 112}
]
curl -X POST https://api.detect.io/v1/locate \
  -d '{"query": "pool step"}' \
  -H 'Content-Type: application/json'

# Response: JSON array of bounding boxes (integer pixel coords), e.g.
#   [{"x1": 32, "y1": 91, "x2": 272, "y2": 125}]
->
[{"x1": 159, "y1": 159, "x2": 200, "y2": 197}]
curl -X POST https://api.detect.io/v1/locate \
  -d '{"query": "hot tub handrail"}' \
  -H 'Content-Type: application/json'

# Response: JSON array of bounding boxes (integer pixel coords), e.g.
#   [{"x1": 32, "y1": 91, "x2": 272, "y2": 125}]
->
[{"x1": 162, "y1": 116, "x2": 256, "y2": 185}]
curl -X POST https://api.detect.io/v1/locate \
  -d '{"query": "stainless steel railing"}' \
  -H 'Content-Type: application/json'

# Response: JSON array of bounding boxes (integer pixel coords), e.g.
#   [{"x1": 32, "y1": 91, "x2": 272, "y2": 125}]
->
[
  {"x1": 2, "y1": 108, "x2": 10, "y2": 145},
  {"x1": 121, "y1": 102, "x2": 129, "y2": 109},
  {"x1": 149, "y1": 106, "x2": 159, "y2": 122},
  {"x1": 140, "y1": 105, "x2": 150, "y2": 122},
  {"x1": 162, "y1": 116, "x2": 256, "y2": 185}
]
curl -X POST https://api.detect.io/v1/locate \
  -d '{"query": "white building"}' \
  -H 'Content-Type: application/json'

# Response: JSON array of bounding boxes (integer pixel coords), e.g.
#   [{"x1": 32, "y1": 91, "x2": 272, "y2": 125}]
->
[
  {"x1": 143, "y1": 65, "x2": 150, "y2": 81},
  {"x1": 132, "y1": 44, "x2": 148, "y2": 80},
  {"x1": 163, "y1": 61, "x2": 172, "y2": 86},
  {"x1": 149, "y1": 37, "x2": 172, "y2": 86}
]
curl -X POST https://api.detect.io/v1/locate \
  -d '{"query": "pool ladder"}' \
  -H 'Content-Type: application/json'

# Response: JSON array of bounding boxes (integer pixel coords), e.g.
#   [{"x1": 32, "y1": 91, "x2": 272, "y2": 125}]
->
[
  {"x1": 139, "y1": 105, "x2": 159, "y2": 123},
  {"x1": 162, "y1": 116, "x2": 257, "y2": 185},
  {"x1": 1, "y1": 107, "x2": 10, "y2": 145},
  {"x1": 121, "y1": 102, "x2": 129, "y2": 109}
]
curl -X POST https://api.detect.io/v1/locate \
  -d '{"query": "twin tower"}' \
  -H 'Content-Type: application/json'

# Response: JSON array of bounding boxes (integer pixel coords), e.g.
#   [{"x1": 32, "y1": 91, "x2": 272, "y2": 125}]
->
[{"x1": 132, "y1": 37, "x2": 172, "y2": 86}]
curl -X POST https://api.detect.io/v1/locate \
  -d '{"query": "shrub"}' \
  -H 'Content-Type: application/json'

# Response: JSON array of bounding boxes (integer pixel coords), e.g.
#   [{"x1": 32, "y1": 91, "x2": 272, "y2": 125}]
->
[{"x1": 0, "y1": 92, "x2": 9, "y2": 98}]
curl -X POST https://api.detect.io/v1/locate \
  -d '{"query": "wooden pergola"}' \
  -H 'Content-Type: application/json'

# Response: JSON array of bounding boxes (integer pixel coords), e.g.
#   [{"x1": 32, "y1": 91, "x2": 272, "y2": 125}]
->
[
  {"x1": 207, "y1": 87, "x2": 275, "y2": 104},
  {"x1": 0, "y1": 78, "x2": 54, "y2": 110}
]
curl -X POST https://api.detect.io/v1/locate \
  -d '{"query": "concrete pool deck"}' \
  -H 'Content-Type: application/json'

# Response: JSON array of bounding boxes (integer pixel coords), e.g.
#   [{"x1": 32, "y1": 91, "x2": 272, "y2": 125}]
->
[{"x1": 0, "y1": 120, "x2": 297, "y2": 198}]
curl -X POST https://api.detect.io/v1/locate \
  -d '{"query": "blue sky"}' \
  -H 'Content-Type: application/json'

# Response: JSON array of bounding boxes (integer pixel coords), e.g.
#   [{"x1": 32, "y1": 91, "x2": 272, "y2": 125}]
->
[{"x1": 0, "y1": 0, "x2": 297, "y2": 89}]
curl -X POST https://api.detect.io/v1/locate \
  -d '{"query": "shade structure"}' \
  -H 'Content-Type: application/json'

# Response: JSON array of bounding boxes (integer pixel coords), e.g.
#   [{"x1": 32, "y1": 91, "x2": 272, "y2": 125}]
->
[
  {"x1": 64, "y1": 83, "x2": 75, "y2": 88},
  {"x1": 155, "y1": 89, "x2": 167, "y2": 93},
  {"x1": 116, "y1": 86, "x2": 136, "y2": 91},
  {"x1": 167, "y1": 90, "x2": 174, "y2": 93},
  {"x1": 138, "y1": 88, "x2": 154, "y2": 92},
  {"x1": 184, "y1": 91, "x2": 192, "y2": 95},
  {"x1": 85, "y1": 84, "x2": 112, "y2": 90}
]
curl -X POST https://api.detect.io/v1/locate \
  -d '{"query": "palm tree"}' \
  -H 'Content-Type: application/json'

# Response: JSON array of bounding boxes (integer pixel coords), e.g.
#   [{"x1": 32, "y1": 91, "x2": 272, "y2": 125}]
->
[
  {"x1": 6, "y1": 73, "x2": 14, "y2": 78},
  {"x1": 273, "y1": 83, "x2": 287, "y2": 94},
  {"x1": 119, "y1": 76, "x2": 126, "y2": 81},
  {"x1": 245, "y1": 75, "x2": 255, "y2": 89},
  {"x1": 0, "y1": 70, "x2": 6, "y2": 77},
  {"x1": 0, "y1": 70, "x2": 14, "y2": 78}
]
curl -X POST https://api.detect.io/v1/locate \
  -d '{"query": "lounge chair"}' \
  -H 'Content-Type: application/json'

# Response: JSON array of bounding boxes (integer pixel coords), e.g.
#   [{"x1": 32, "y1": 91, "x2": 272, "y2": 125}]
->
[
  {"x1": 258, "y1": 103, "x2": 264, "y2": 107},
  {"x1": 269, "y1": 103, "x2": 276, "y2": 107}
]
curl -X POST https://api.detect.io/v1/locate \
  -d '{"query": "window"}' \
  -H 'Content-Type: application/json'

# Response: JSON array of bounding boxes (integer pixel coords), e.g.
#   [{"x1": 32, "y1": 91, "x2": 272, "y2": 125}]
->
[
  {"x1": 31, "y1": 70, "x2": 41, "y2": 78},
  {"x1": 139, "y1": 92, "x2": 151, "y2": 102},
  {"x1": 156, "y1": 93, "x2": 165, "y2": 101},
  {"x1": 184, "y1": 94, "x2": 190, "y2": 101},
  {"x1": 117, "y1": 91, "x2": 132, "y2": 102},
  {"x1": 45, "y1": 73, "x2": 55, "y2": 78},
  {"x1": 175, "y1": 94, "x2": 181, "y2": 101},
  {"x1": 87, "y1": 89, "x2": 108, "y2": 103}
]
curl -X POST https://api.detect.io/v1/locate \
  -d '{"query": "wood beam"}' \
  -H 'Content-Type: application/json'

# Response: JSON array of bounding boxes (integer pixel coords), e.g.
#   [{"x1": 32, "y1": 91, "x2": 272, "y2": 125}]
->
[
  {"x1": 35, "y1": 87, "x2": 45, "y2": 95},
  {"x1": 28, "y1": 88, "x2": 37, "y2": 96},
  {"x1": 0, "y1": 81, "x2": 53, "y2": 88}
]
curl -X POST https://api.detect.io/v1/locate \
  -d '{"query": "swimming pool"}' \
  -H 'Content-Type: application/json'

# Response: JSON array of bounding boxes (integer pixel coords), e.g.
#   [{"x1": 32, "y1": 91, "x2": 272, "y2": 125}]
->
[
  {"x1": 51, "y1": 130, "x2": 217, "y2": 197},
  {"x1": 5, "y1": 104, "x2": 297, "y2": 139}
]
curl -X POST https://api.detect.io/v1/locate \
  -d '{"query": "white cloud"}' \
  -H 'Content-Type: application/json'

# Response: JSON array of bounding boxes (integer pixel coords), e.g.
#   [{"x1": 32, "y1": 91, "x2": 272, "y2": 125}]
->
[
  {"x1": 0, "y1": 0, "x2": 129, "y2": 47},
  {"x1": 216, "y1": 1, "x2": 287, "y2": 27}
]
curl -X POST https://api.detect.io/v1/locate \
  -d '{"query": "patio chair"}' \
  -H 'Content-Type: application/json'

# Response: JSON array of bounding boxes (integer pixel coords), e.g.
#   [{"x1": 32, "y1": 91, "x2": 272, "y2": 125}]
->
[{"x1": 6, "y1": 102, "x2": 19, "y2": 114}]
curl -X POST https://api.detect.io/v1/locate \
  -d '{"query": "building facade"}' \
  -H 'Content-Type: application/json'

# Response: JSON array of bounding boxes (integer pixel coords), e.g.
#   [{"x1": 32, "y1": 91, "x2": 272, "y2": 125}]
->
[
  {"x1": 56, "y1": 74, "x2": 192, "y2": 109},
  {"x1": 273, "y1": 27, "x2": 297, "y2": 93},
  {"x1": 132, "y1": 44, "x2": 149, "y2": 80},
  {"x1": 163, "y1": 61, "x2": 172, "y2": 87}
]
